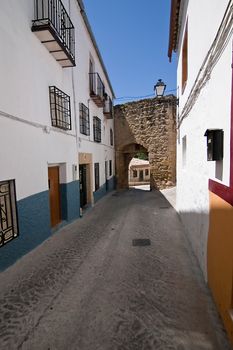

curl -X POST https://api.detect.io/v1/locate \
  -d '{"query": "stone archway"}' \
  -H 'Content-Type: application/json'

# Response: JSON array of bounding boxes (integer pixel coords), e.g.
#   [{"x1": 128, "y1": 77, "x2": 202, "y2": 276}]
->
[
  {"x1": 116, "y1": 143, "x2": 148, "y2": 189},
  {"x1": 114, "y1": 96, "x2": 176, "y2": 190}
]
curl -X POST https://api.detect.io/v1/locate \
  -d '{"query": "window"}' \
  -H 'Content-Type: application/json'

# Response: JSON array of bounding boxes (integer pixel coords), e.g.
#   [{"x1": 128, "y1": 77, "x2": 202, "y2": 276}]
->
[
  {"x1": 182, "y1": 22, "x2": 188, "y2": 93},
  {"x1": 182, "y1": 135, "x2": 187, "y2": 168},
  {"x1": 145, "y1": 169, "x2": 149, "y2": 176},
  {"x1": 49, "y1": 86, "x2": 71, "y2": 130},
  {"x1": 89, "y1": 59, "x2": 94, "y2": 74},
  {"x1": 94, "y1": 163, "x2": 100, "y2": 191},
  {"x1": 103, "y1": 95, "x2": 113, "y2": 118},
  {"x1": 110, "y1": 128, "x2": 113, "y2": 146},
  {"x1": 133, "y1": 170, "x2": 137, "y2": 178},
  {"x1": 93, "y1": 117, "x2": 101, "y2": 142},
  {"x1": 79, "y1": 103, "x2": 90, "y2": 135},
  {"x1": 0, "y1": 180, "x2": 18, "y2": 247},
  {"x1": 109, "y1": 160, "x2": 112, "y2": 176}
]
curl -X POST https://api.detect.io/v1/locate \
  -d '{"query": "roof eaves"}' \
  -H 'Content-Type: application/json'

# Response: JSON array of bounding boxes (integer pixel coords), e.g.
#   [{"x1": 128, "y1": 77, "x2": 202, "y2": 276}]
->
[{"x1": 168, "y1": 0, "x2": 181, "y2": 62}]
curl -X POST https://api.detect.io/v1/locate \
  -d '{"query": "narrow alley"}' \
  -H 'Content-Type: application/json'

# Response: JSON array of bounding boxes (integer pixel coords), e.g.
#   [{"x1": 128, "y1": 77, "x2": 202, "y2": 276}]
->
[{"x1": 0, "y1": 189, "x2": 230, "y2": 350}]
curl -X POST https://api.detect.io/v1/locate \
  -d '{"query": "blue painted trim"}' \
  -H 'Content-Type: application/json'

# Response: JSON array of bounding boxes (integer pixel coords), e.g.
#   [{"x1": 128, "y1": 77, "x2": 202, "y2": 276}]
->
[
  {"x1": 93, "y1": 176, "x2": 116, "y2": 203},
  {"x1": 93, "y1": 183, "x2": 107, "y2": 203},
  {"x1": 108, "y1": 176, "x2": 116, "y2": 191},
  {"x1": 0, "y1": 190, "x2": 51, "y2": 271},
  {"x1": 0, "y1": 181, "x2": 80, "y2": 271},
  {"x1": 60, "y1": 180, "x2": 80, "y2": 222}
]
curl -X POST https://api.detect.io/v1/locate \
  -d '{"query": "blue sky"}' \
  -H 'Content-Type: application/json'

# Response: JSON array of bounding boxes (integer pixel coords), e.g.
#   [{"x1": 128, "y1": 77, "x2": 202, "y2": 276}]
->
[{"x1": 83, "y1": 0, "x2": 177, "y2": 103}]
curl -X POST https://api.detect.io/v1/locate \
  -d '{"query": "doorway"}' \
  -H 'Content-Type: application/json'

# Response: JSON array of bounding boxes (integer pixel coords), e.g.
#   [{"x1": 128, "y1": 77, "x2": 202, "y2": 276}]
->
[
  {"x1": 79, "y1": 164, "x2": 87, "y2": 208},
  {"x1": 105, "y1": 161, "x2": 108, "y2": 191},
  {"x1": 139, "y1": 170, "x2": 143, "y2": 181},
  {"x1": 48, "y1": 166, "x2": 61, "y2": 227}
]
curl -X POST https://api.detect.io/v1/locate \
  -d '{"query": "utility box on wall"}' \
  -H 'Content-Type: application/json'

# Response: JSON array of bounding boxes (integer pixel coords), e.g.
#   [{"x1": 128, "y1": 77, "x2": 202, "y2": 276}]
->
[{"x1": 204, "y1": 129, "x2": 223, "y2": 161}]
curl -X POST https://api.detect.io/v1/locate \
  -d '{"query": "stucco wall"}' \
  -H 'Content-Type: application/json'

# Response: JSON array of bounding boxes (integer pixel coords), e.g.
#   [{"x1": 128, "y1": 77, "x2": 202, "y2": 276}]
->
[
  {"x1": 69, "y1": 0, "x2": 115, "y2": 192},
  {"x1": 0, "y1": 0, "x2": 114, "y2": 268},
  {"x1": 176, "y1": 0, "x2": 232, "y2": 278}
]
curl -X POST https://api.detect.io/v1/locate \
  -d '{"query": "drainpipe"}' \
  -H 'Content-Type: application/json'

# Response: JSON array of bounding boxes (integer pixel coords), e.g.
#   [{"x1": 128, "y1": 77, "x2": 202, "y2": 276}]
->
[{"x1": 69, "y1": 0, "x2": 78, "y2": 149}]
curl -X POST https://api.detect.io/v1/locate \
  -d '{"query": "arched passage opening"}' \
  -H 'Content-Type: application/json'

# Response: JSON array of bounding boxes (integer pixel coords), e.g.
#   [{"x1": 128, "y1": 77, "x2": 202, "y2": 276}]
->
[
  {"x1": 128, "y1": 151, "x2": 150, "y2": 190},
  {"x1": 116, "y1": 143, "x2": 150, "y2": 190}
]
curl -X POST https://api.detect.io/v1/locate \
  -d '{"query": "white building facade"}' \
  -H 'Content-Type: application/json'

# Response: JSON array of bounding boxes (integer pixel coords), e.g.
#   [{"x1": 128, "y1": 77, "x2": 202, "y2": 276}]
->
[
  {"x1": 169, "y1": 0, "x2": 233, "y2": 343},
  {"x1": 0, "y1": 0, "x2": 115, "y2": 270}
]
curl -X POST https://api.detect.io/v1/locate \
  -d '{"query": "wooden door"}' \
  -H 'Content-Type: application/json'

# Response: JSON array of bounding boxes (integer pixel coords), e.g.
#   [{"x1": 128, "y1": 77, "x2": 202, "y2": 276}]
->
[
  {"x1": 48, "y1": 167, "x2": 61, "y2": 227},
  {"x1": 105, "y1": 161, "x2": 108, "y2": 191}
]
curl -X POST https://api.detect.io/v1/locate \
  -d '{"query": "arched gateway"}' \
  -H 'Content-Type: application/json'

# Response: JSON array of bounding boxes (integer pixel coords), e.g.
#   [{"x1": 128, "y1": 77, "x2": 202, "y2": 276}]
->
[{"x1": 114, "y1": 96, "x2": 177, "y2": 190}]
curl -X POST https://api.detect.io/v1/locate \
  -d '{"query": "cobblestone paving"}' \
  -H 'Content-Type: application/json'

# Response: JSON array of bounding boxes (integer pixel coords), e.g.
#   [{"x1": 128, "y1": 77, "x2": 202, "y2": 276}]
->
[{"x1": 0, "y1": 189, "x2": 231, "y2": 349}]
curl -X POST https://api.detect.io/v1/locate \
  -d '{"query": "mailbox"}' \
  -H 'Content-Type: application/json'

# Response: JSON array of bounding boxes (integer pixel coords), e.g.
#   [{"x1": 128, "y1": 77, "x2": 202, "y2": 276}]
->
[{"x1": 204, "y1": 129, "x2": 223, "y2": 161}]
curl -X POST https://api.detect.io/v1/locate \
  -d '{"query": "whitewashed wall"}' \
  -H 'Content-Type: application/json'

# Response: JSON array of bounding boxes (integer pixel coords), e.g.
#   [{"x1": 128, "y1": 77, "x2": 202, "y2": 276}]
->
[
  {"x1": 0, "y1": 0, "x2": 115, "y2": 202},
  {"x1": 176, "y1": 0, "x2": 232, "y2": 278},
  {"x1": 0, "y1": 0, "x2": 78, "y2": 201},
  {"x1": 69, "y1": 0, "x2": 115, "y2": 190}
]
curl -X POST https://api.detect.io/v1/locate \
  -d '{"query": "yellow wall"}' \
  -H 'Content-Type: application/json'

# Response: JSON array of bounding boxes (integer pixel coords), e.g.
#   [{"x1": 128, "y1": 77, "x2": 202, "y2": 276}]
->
[{"x1": 208, "y1": 191, "x2": 233, "y2": 343}]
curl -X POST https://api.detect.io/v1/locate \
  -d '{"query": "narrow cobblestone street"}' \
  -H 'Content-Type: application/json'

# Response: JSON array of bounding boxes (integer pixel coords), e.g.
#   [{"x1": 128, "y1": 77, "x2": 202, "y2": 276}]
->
[{"x1": 0, "y1": 189, "x2": 231, "y2": 350}]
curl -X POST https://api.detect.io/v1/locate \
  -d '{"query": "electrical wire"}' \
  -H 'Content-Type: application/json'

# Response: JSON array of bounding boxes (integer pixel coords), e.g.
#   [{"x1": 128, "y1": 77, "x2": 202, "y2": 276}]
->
[
  {"x1": 178, "y1": 0, "x2": 233, "y2": 128},
  {"x1": 114, "y1": 88, "x2": 178, "y2": 102}
]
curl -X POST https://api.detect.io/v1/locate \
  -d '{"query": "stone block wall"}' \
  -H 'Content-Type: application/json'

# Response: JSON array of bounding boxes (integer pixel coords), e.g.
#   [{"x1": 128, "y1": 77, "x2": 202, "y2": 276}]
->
[{"x1": 114, "y1": 96, "x2": 177, "y2": 190}]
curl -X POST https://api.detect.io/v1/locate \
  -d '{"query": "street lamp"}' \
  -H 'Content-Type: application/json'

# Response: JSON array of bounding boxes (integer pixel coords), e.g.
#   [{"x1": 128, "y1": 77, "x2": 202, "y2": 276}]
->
[
  {"x1": 154, "y1": 79, "x2": 166, "y2": 98},
  {"x1": 154, "y1": 79, "x2": 179, "y2": 105}
]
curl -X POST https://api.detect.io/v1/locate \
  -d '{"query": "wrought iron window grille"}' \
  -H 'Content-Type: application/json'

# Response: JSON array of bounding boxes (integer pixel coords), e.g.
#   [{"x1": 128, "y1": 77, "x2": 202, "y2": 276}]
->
[
  {"x1": 0, "y1": 180, "x2": 19, "y2": 247},
  {"x1": 94, "y1": 163, "x2": 100, "y2": 191},
  {"x1": 109, "y1": 160, "x2": 112, "y2": 176},
  {"x1": 110, "y1": 128, "x2": 113, "y2": 146},
  {"x1": 79, "y1": 103, "x2": 90, "y2": 135},
  {"x1": 49, "y1": 86, "x2": 72, "y2": 130},
  {"x1": 32, "y1": 0, "x2": 75, "y2": 66},
  {"x1": 93, "y1": 116, "x2": 101, "y2": 143}
]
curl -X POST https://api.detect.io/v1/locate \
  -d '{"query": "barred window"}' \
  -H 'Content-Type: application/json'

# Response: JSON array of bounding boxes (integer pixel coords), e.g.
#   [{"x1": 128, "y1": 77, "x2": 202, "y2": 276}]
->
[
  {"x1": 94, "y1": 163, "x2": 100, "y2": 191},
  {"x1": 145, "y1": 169, "x2": 149, "y2": 176},
  {"x1": 93, "y1": 117, "x2": 101, "y2": 142},
  {"x1": 109, "y1": 160, "x2": 112, "y2": 176},
  {"x1": 79, "y1": 103, "x2": 90, "y2": 135},
  {"x1": 49, "y1": 86, "x2": 71, "y2": 130},
  {"x1": 133, "y1": 170, "x2": 137, "y2": 178},
  {"x1": 0, "y1": 180, "x2": 18, "y2": 247},
  {"x1": 110, "y1": 128, "x2": 113, "y2": 146}
]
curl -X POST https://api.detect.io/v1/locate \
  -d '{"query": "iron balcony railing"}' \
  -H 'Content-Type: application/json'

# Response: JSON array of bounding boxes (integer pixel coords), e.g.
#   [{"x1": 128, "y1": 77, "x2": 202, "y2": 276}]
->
[
  {"x1": 32, "y1": 0, "x2": 75, "y2": 66},
  {"x1": 103, "y1": 95, "x2": 113, "y2": 118},
  {"x1": 89, "y1": 73, "x2": 105, "y2": 106}
]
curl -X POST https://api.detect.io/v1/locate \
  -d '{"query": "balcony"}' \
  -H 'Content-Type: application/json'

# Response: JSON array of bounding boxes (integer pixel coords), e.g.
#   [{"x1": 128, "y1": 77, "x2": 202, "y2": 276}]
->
[
  {"x1": 103, "y1": 95, "x2": 113, "y2": 119},
  {"x1": 32, "y1": 0, "x2": 75, "y2": 68},
  {"x1": 89, "y1": 73, "x2": 105, "y2": 107},
  {"x1": 49, "y1": 86, "x2": 72, "y2": 130}
]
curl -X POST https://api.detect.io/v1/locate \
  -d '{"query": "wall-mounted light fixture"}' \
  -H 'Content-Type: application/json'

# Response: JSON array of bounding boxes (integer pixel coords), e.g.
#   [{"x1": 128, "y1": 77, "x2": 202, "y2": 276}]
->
[
  {"x1": 154, "y1": 79, "x2": 179, "y2": 105},
  {"x1": 204, "y1": 129, "x2": 223, "y2": 161},
  {"x1": 154, "y1": 79, "x2": 166, "y2": 97}
]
